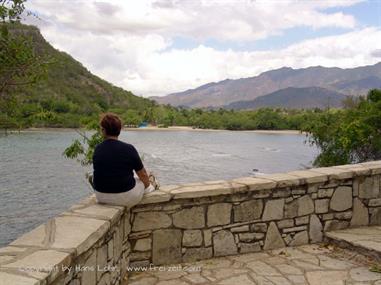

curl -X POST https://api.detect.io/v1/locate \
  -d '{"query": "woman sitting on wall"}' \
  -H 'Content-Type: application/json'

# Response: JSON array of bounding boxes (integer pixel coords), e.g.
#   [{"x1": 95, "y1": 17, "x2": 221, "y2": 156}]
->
[{"x1": 91, "y1": 113, "x2": 156, "y2": 207}]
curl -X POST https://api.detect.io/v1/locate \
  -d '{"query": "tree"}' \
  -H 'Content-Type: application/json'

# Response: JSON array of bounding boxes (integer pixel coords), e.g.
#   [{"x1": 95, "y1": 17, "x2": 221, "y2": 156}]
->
[
  {"x1": 304, "y1": 89, "x2": 381, "y2": 166},
  {"x1": 0, "y1": 0, "x2": 25, "y2": 23},
  {"x1": 253, "y1": 109, "x2": 287, "y2": 130},
  {"x1": 63, "y1": 119, "x2": 103, "y2": 165}
]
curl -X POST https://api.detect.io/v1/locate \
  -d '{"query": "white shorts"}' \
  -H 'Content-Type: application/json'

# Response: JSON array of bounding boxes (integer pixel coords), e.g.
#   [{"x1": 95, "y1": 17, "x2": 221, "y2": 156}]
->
[{"x1": 94, "y1": 179, "x2": 145, "y2": 208}]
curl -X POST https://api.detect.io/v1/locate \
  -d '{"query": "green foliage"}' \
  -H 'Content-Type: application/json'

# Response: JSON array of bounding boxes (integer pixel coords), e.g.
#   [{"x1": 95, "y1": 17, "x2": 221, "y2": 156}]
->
[
  {"x1": 63, "y1": 126, "x2": 103, "y2": 165},
  {"x1": 0, "y1": 112, "x2": 19, "y2": 129},
  {"x1": 158, "y1": 107, "x2": 313, "y2": 131},
  {"x1": 303, "y1": 89, "x2": 381, "y2": 166}
]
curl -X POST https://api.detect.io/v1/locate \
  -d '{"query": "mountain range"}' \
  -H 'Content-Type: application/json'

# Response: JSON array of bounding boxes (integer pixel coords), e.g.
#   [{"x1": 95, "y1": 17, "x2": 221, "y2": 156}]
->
[{"x1": 152, "y1": 63, "x2": 381, "y2": 109}]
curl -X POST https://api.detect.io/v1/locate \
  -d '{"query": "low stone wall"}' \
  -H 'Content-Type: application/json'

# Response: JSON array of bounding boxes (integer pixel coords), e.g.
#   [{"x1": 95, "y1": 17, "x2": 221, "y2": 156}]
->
[
  {"x1": 129, "y1": 161, "x2": 381, "y2": 266},
  {"x1": 1, "y1": 161, "x2": 381, "y2": 284},
  {"x1": 0, "y1": 196, "x2": 132, "y2": 285}
]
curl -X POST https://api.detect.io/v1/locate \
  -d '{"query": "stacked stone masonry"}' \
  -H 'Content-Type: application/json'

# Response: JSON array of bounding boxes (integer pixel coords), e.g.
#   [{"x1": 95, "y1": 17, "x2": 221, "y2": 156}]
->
[
  {"x1": 1, "y1": 161, "x2": 381, "y2": 284},
  {"x1": 129, "y1": 161, "x2": 381, "y2": 267}
]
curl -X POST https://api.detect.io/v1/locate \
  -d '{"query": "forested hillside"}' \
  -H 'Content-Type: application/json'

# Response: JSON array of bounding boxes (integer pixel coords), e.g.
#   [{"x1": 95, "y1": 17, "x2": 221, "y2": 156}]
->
[{"x1": 0, "y1": 24, "x2": 154, "y2": 128}]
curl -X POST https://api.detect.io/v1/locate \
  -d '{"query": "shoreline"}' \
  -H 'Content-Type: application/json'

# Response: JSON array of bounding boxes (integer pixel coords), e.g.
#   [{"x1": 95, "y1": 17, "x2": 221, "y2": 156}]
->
[
  {"x1": 11, "y1": 126, "x2": 303, "y2": 135},
  {"x1": 126, "y1": 126, "x2": 303, "y2": 134}
]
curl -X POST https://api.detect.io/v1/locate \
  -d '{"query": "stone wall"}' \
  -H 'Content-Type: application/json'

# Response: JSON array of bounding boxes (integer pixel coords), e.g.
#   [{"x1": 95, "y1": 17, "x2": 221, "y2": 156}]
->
[
  {"x1": 1, "y1": 161, "x2": 381, "y2": 284},
  {"x1": 129, "y1": 161, "x2": 381, "y2": 266},
  {"x1": 0, "y1": 196, "x2": 132, "y2": 285}
]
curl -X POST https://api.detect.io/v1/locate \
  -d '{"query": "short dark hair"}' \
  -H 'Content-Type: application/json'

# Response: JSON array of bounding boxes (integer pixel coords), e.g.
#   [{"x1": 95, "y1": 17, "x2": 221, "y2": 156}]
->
[{"x1": 100, "y1": 113, "x2": 122, "y2": 136}]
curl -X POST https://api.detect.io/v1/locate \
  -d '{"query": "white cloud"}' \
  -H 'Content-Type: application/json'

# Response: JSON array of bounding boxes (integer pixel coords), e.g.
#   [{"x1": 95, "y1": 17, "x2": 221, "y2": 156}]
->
[
  {"x1": 24, "y1": 0, "x2": 378, "y2": 97},
  {"x1": 371, "y1": 49, "x2": 381, "y2": 58},
  {"x1": 27, "y1": 0, "x2": 360, "y2": 38}
]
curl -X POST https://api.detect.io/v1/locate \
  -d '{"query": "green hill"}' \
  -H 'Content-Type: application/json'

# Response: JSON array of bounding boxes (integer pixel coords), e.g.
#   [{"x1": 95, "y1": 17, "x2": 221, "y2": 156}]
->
[{"x1": 1, "y1": 24, "x2": 154, "y2": 128}]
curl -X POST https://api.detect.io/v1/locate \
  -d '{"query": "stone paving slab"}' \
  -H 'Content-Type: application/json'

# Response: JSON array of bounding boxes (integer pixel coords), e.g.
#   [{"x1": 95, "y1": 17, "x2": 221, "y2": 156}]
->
[
  {"x1": 129, "y1": 244, "x2": 381, "y2": 285},
  {"x1": 326, "y1": 226, "x2": 381, "y2": 261},
  {"x1": 10, "y1": 215, "x2": 110, "y2": 256},
  {"x1": 0, "y1": 272, "x2": 40, "y2": 285}
]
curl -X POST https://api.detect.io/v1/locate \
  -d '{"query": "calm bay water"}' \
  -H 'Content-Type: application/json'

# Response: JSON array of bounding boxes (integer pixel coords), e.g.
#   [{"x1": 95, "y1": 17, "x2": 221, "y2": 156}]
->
[{"x1": 0, "y1": 129, "x2": 318, "y2": 247}]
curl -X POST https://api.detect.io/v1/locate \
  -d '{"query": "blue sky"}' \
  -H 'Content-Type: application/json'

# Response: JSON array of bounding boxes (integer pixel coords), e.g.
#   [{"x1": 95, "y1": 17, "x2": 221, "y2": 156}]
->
[
  {"x1": 324, "y1": 0, "x2": 381, "y2": 27},
  {"x1": 168, "y1": 26, "x2": 355, "y2": 52},
  {"x1": 26, "y1": 0, "x2": 381, "y2": 97}
]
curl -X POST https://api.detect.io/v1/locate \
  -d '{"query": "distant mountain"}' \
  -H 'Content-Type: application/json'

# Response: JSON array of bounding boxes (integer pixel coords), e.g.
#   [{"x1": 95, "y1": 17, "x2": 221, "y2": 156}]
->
[
  {"x1": 225, "y1": 87, "x2": 347, "y2": 110},
  {"x1": 153, "y1": 62, "x2": 381, "y2": 109},
  {"x1": 331, "y1": 76, "x2": 381, "y2": 94}
]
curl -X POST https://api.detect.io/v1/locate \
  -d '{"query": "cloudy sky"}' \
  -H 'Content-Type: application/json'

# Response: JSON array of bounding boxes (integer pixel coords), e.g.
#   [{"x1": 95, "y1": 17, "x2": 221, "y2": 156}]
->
[{"x1": 25, "y1": 0, "x2": 381, "y2": 97}]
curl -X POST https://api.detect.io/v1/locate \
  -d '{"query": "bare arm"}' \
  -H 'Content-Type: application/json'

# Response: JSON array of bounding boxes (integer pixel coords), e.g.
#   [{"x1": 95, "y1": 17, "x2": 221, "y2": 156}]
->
[{"x1": 136, "y1": 167, "x2": 150, "y2": 188}]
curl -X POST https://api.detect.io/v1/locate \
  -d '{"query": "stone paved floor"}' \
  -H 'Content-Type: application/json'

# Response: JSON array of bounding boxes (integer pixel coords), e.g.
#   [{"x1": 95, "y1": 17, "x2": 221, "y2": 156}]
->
[
  {"x1": 128, "y1": 244, "x2": 381, "y2": 285},
  {"x1": 326, "y1": 226, "x2": 381, "y2": 254}
]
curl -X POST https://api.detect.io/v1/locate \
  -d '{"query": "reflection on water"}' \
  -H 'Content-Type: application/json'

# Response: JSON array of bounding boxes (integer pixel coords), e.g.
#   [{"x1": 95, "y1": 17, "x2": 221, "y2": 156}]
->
[{"x1": 0, "y1": 129, "x2": 318, "y2": 247}]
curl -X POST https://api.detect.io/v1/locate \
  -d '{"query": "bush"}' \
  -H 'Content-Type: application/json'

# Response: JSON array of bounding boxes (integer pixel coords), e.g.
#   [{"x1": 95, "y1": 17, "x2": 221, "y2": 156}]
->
[{"x1": 303, "y1": 89, "x2": 381, "y2": 166}]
